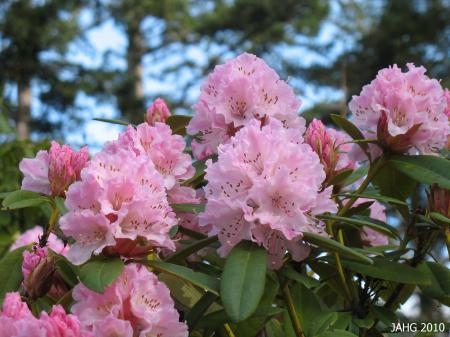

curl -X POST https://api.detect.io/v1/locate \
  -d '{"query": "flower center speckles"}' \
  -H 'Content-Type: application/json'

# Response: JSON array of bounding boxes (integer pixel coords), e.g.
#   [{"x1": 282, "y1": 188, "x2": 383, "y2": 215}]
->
[
  {"x1": 243, "y1": 152, "x2": 263, "y2": 174},
  {"x1": 261, "y1": 88, "x2": 279, "y2": 105},
  {"x1": 228, "y1": 96, "x2": 248, "y2": 118},
  {"x1": 138, "y1": 294, "x2": 161, "y2": 311},
  {"x1": 78, "y1": 231, "x2": 104, "y2": 245},
  {"x1": 271, "y1": 194, "x2": 295, "y2": 216},
  {"x1": 205, "y1": 83, "x2": 218, "y2": 97},
  {"x1": 237, "y1": 65, "x2": 256, "y2": 76}
]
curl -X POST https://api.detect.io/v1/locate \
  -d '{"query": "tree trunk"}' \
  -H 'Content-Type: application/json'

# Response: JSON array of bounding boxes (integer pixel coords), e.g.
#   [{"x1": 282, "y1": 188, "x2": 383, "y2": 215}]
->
[
  {"x1": 123, "y1": 21, "x2": 145, "y2": 123},
  {"x1": 17, "y1": 80, "x2": 31, "y2": 140}
]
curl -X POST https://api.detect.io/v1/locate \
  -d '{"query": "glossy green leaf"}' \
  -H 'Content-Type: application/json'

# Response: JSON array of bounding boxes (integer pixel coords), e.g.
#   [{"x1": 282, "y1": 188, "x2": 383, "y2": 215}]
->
[
  {"x1": 281, "y1": 265, "x2": 320, "y2": 288},
  {"x1": 165, "y1": 235, "x2": 217, "y2": 263},
  {"x1": 2, "y1": 190, "x2": 47, "y2": 210},
  {"x1": 77, "y1": 257, "x2": 124, "y2": 293},
  {"x1": 303, "y1": 232, "x2": 373, "y2": 264},
  {"x1": 0, "y1": 246, "x2": 28, "y2": 304},
  {"x1": 166, "y1": 115, "x2": 191, "y2": 135},
  {"x1": 147, "y1": 260, "x2": 220, "y2": 295},
  {"x1": 170, "y1": 203, "x2": 205, "y2": 213},
  {"x1": 221, "y1": 241, "x2": 267, "y2": 322},
  {"x1": 182, "y1": 160, "x2": 206, "y2": 186},
  {"x1": 331, "y1": 114, "x2": 368, "y2": 153},
  {"x1": 93, "y1": 118, "x2": 129, "y2": 126},
  {"x1": 266, "y1": 319, "x2": 285, "y2": 337},
  {"x1": 338, "y1": 192, "x2": 407, "y2": 206},
  {"x1": 342, "y1": 259, "x2": 430, "y2": 285},
  {"x1": 318, "y1": 214, "x2": 398, "y2": 238},
  {"x1": 317, "y1": 329, "x2": 358, "y2": 337},
  {"x1": 290, "y1": 283, "x2": 327, "y2": 337},
  {"x1": 54, "y1": 255, "x2": 78, "y2": 288},
  {"x1": 418, "y1": 262, "x2": 450, "y2": 305},
  {"x1": 389, "y1": 155, "x2": 450, "y2": 189},
  {"x1": 185, "y1": 292, "x2": 218, "y2": 329}
]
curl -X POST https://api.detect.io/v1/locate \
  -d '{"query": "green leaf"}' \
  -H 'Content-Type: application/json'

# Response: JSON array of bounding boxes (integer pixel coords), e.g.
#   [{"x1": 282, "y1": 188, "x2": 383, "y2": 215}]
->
[
  {"x1": 2, "y1": 190, "x2": 47, "y2": 210},
  {"x1": 170, "y1": 203, "x2": 205, "y2": 213},
  {"x1": 370, "y1": 306, "x2": 397, "y2": 326},
  {"x1": 165, "y1": 235, "x2": 218, "y2": 262},
  {"x1": 77, "y1": 257, "x2": 124, "y2": 293},
  {"x1": 352, "y1": 316, "x2": 374, "y2": 328},
  {"x1": 182, "y1": 160, "x2": 206, "y2": 186},
  {"x1": 430, "y1": 212, "x2": 450, "y2": 225},
  {"x1": 290, "y1": 283, "x2": 326, "y2": 337},
  {"x1": 317, "y1": 329, "x2": 358, "y2": 337},
  {"x1": 327, "y1": 169, "x2": 354, "y2": 186},
  {"x1": 372, "y1": 162, "x2": 416, "y2": 201},
  {"x1": 0, "y1": 246, "x2": 28, "y2": 304},
  {"x1": 166, "y1": 115, "x2": 191, "y2": 135},
  {"x1": 303, "y1": 232, "x2": 373, "y2": 264},
  {"x1": 54, "y1": 255, "x2": 78, "y2": 288},
  {"x1": 331, "y1": 312, "x2": 352, "y2": 330},
  {"x1": 389, "y1": 155, "x2": 450, "y2": 189},
  {"x1": 281, "y1": 265, "x2": 320, "y2": 288},
  {"x1": 54, "y1": 196, "x2": 68, "y2": 215},
  {"x1": 318, "y1": 214, "x2": 398, "y2": 238},
  {"x1": 147, "y1": 260, "x2": 220, "y2": 295},
  {"x1": 331, "y1": 114, "x2": 368, "y2": 153},
  {"x1": 337, "y1": 192, "x2": 407, "y2": 206},
  {"x1": 342, "y1": 259, "x2": 430, "y2": 285},
  {"x1": 221, "y1": 241, "x2": 267, "y2": 322},
  {"x1": 418, "y1": 262, "x2": 450, "y2": 305},
  {"x1": 266, "y1": 319, "x2": 285, "y2": 337},
  {"x1": 185, "y1": 292, "x2": 218, "y2": 329},
  {"x1": 93, "y1": 118, "x2": 129, "y2": 126}
]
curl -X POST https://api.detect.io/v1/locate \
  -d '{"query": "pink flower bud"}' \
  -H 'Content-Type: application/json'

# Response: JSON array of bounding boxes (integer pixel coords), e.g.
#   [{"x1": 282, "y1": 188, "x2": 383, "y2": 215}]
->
[
  {"x1": 146, "y1": 98, "x2": 171, "y2": 125},
  {"x1": 305, "y1": 119, "x2": 354, "y2": 185},
  {"x1": 48, "y1": 141, "x2": 89, "y2": 196}
]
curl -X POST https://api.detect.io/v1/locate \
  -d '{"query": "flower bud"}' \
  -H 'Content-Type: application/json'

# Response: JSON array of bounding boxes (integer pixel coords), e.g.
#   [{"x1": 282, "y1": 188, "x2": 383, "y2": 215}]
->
[
  {"x1": 376, "y1": 111, "x2": 422, "y2": 153},
  {"x1": 24, "y1": 253, "x2": 56, "y2": 300},
  {"x1": 146, "y1": 98, "x2": 171, "y2": 125},
  {"x1": 305, "y1": 119, "x2": 354, "y2": 185},
  {"x1": 48, "y1": 141, "x2": 89, "y2": 197}
]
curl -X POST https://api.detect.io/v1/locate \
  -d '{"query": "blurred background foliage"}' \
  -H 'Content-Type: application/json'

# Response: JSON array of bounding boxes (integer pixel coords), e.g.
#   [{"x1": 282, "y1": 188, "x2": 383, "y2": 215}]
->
[{"x1": 0, "y1": 0, "x2": 449, "y2": 323}]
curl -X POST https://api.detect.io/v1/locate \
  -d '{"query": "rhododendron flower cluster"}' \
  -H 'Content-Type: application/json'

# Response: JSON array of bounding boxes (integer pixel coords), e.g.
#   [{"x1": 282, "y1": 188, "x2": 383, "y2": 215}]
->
[
  {"x1": 199, "y1": 119, "x2": 336, "y2": 269},
  {"x1": 187, "y1": 53, "x2": 305, "y2": 159},
  {"x1": 19, "y1": 141, "x2": 88, "y2": 197},
  {"x1": 10, "y1": 225, "x2": 65, "y2": 252},
  {"x1": 349, "y1": 63, "x2": 449, "y2": 155},
  {"x1": 305, "y1": 119, "x2": 355, "y2": 184},
  {"x1": 72, "y1": 264, "x2": 188, "y2": 337},
  {"x1": 146, "y1": 98, "x2": 171, "y2": 125},
  {"x1": 0, "y1": 292, "x2": 91, "y2": 337}
]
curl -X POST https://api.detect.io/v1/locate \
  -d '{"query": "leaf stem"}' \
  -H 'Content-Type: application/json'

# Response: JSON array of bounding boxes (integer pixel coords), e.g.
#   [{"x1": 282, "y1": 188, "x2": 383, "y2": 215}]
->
[
  {"x1": 223, "y1": 323, "x2": 236, "y2": 337},
  {"x1": 40, "y1": 205, "x2": 60, "y2": 247},
  {"x1": 281, "y1": 281, "x2": 305, "y2": 337}
]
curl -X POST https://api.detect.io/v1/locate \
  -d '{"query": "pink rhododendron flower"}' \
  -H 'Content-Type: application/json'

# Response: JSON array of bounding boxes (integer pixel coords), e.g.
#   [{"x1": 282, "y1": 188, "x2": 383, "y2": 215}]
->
[
  {"x1": 19, "y1": 142, "x2": 88, "y2": 197},
  {"x1": 305, "y1": 119, "x2": 355, "y2": 184},
  {"x1": 444, "y1": 88, "x2": 450, "y2": 118},
  {"x1": 72, "y1": 264, "x2": 188, "y2": 337},
  {"x1": 61, "y1": 139, "x2": 177, "y2": 265},
  {"x1": 146, "y1": 98, "x2": 171, "y2": 125},
  {"x1": 187, "y1": 53, "x2": 305, "y2": 159},
  {"x1": 106, "y1": 122, "x2": 194, "y2": 190},
  {"x1": 200, "y1": 120, "x2": 336, "y2": 269},
  {"x1": 0, "y1": 292, "x2": 91, "y2": 337},
  {"x1": 10, "y1": 225, "x2": 66, "y2": 253},
  {"x1": 349, "y1": 64, "x2": 449, "y2": 155}
]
